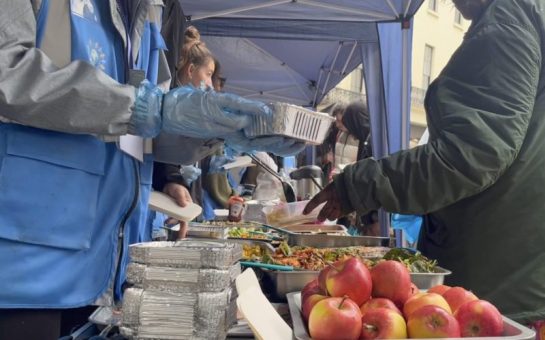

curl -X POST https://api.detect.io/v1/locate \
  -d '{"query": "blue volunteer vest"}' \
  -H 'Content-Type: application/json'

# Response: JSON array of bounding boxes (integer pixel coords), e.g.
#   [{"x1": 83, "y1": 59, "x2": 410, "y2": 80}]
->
[{"x1": 0, "y1": 0, "x2": 165, "y2": 308}]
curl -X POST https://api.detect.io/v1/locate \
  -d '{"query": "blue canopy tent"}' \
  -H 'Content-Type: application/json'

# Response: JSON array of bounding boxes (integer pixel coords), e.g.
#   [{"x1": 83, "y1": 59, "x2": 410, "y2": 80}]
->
[{"x1": 179, "y1": 0, "x2": 424, "y2": 237}]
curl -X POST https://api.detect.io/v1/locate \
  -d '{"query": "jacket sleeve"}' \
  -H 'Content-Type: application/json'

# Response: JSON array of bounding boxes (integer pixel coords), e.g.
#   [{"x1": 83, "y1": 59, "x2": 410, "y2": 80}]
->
[
  {"x1": 0, "y1": 1, "x2": 135, "y2": 136},
  {"x1": 338, "y1": 21, "x2": 541, "y2": 215}
]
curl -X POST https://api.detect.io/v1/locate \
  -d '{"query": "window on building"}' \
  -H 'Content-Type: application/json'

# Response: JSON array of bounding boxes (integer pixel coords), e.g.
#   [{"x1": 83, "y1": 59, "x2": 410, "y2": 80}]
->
[
  {"x1": 454, "y1": 9, "x2": 463, "y2": 25},
  {"x1": 422, "y1": 44, "x2": 434, "y2": 90},
  {"x1": 428, "y1": 0, "x2": 438, "y2": 12},
  {"x1": 350, "y1": 65, "x2": 364, "y2": 93}
]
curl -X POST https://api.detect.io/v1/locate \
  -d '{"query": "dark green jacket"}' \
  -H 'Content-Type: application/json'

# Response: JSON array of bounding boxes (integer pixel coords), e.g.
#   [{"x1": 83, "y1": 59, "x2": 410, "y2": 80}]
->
[{"x1": 336, "y1": 0, "x2": 545, "y2": 323}]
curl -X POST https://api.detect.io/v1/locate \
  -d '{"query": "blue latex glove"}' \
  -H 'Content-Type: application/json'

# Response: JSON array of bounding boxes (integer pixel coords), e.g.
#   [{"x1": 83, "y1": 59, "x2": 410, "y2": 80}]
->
[
  {"x1": 224, "y1": 131, "x2": 306, "y2": 157},
  {"x1": 128, "y1": 80, "x2": 164, "y2": 138},
  {"x1": 162, "y1": 85, "x2": 272, "y2": 139},
  {"x1": 179, "y1": 165, "x2": 201, "y2": 186},
  {"x1": 208, "y1": 154, "x2": 236, "y2": 174}
]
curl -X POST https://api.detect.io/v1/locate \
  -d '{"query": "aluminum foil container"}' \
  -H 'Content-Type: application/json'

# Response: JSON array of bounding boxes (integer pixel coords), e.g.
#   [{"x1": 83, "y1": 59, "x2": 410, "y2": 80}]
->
[
  {"x1": 244, "y1": 102, "x2": 334, "y2": 145},
  {"x1": 126, "y1": 263, "x2": 241, "y2": 293},
  {"x1": 121, "y1": 287, "x2": 235, "y2": 340},
  {"x1": 129, "y1": 241, "x2": 242, "y2": 269}
]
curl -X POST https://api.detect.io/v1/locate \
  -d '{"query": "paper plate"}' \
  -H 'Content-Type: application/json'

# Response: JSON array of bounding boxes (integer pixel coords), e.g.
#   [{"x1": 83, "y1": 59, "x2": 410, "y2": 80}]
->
[{"x1": 148, "y1": 191, "x2": 202, "y2": 222}]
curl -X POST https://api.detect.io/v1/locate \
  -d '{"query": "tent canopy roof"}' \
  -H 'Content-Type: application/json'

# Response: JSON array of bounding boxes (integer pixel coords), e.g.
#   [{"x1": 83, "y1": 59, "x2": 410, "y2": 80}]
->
[
  {"x1": 183, "y1": 0, "x2": 423, "y2": 23},
  {"x1": 181, "y1": 1, "x2": 422, "y2": 106}
]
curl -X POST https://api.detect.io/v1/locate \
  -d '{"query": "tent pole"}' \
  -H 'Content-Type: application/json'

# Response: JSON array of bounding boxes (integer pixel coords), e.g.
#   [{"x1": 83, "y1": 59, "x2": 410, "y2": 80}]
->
[
  {"x1": 385, "y1": 0, "x2": 399, "y2": 18},
  {"x1": 339, "y1": 41, "x2": 358, "y2": 78},
  {"x1": 404, "y1": 0, "x2": 414, "y2": 17},
  {"x1": 395, "y1": 19, "x2": 412, "y2": 247},
  {"x1": 297, "y1": 0, "x2": 395, "y2": 21},
  {"x1": 191, "y1": 0, "x2": 291, "y2": 21},
  {"x1": 312, "y1": 68, "x2": 324, "y2": 107},
  {"x1": 401, "y1": 21, "x2": 410, "y2": 150},
  {"x1": 321, "y1": 42, "x2": 343, "y2": 95}
]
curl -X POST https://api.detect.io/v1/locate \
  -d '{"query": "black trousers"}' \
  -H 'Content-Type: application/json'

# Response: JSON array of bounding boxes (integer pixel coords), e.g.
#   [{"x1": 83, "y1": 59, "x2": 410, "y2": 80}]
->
[{"x1": 0, "y1": 306, "x2": 95, "y2": 340}]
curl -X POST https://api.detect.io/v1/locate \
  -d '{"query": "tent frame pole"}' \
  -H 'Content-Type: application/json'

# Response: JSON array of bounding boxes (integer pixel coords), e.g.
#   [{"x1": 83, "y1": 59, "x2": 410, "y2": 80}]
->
[
  {"x1": 321, "y1": 42, "x2": 343, "y2": 95},
  {"x1": 190, "y1": 0, "x2": 291, "y2": 21},
  {"x1": 297, "y1": 0, "x2": 395, "y2": 21}
]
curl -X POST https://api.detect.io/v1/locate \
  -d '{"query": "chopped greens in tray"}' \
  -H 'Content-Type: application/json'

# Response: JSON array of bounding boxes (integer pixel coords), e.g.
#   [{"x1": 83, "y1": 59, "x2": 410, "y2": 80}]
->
[
  {"x1": 381, "y1": 248, "x2": 439, "y2": 273},
  {"x1": 258, "y1": 242, "x2": 438, "y2": 273}
]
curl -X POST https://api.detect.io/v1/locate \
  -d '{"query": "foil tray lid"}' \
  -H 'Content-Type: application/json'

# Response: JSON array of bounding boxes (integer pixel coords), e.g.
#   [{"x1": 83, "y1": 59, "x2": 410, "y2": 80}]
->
[{"x1": 129, "y1": 240, "x2": 242, "y2": 269}]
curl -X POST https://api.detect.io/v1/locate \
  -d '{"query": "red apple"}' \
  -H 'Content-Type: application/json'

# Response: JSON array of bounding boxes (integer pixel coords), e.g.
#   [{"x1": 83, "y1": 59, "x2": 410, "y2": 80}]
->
[
  {"x1": 302, "y1": 293, "x2": 328, "y2": 321},
  {"x1": 370, "y1": 260, "x2": 412, "y2": 307},
  {"x1": 407, "y1": 305, "x2": 461, "y2": 338},
  {"x1": 442, "y1": 286, "x2": 478, "y2": 313},
  {"x1": 301, "y1": 279, "x2": 324, "y2": 302},
  {"x1": 309, "y1": 297, "x2": 362, "y2": 340},
  {"x1": 428, "y1": 284, "x2": 451, "y2": 295},
  {"x1": 403, "y1": 292, "x2": 452, "y2": 318},
  {"x1": 455, "y1": 299, "x2": 504, "y2": 337},
  {"x1": 326, "y1": 257, "x2": 372, "y2": 306},
  {"x1": 360, "y1": 307, "x2": 407, "y2": 339},
  {"x1": 360, "y1": 298, "x2": 401, "y2": 317},
  {"x1": 318, "y1": 265, "x2": 332, "y2": 292}
]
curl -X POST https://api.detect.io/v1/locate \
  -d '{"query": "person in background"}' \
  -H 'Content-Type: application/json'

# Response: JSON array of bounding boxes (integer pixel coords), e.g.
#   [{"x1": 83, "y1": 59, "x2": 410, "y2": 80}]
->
[
  {"x1": 201, "y1": 59, "x2": 241, "y2": 217},
  {"x1": 305, "y1": 0, "x2": 545, "y2": 331},
  {"x1": 317, "y1": 104, "x2": 341, "y2": 183},
  {"x1": 340, "y1": 101, "x2": 378, "y2": 235},
  {"x1": 0, "y1": 3, "x2": 300, "y2": 339},
  {"x1": 153, "y1": 26, "x2": 304, "y2": 227},
  {"x1": 332, "y1": 104, "x2": 359, "y2": 176}
]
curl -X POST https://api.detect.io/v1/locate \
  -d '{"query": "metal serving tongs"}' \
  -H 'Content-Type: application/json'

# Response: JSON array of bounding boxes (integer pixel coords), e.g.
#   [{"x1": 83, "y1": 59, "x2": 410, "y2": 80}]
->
[{"x1": 245, "y1": 153, "x2": 296, "y2": 202}]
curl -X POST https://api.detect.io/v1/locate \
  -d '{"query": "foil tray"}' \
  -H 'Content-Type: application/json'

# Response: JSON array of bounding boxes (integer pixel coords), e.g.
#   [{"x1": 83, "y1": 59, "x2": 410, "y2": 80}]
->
[
  {"x1": 244, "y1": 102, "x2": 334, "y2": 145},
  {"x1": 127, "y1": 262, "x2": 241, "y2": 293},
  {"x1": 129, "y1": 241, "x2": 242, "y2": 269},
  {"x1": 121, "y1": 287, "x2": 236, "y2": 340}
]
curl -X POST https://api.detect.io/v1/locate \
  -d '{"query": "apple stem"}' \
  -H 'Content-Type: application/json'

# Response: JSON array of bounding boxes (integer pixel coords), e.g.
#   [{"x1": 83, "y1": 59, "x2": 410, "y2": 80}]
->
[{"x1": 338, "y1": 296, "x2": 348, "y2": 309}]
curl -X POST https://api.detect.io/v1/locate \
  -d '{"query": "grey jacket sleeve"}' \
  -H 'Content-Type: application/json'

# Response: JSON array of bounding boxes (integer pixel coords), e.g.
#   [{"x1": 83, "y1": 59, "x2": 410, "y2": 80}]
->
[
  {"x1": 337, "y1": 20, "x2": 541, "y2": 215},
  {"x1": 0, "y1": 1, "x2": 135, "y2": 136}
]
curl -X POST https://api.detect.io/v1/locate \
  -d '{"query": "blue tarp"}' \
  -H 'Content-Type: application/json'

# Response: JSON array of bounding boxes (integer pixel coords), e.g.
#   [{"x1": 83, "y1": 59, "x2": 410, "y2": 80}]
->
[{"x1": 179, "y1": 0, "x2": 424, "y2": 236}]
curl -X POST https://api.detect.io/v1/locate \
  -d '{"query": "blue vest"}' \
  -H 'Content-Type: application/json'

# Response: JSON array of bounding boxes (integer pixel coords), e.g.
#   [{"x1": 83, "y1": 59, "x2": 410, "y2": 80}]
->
[{"x1": 0, "y1": 0, "x2": 166, "y2": 308}]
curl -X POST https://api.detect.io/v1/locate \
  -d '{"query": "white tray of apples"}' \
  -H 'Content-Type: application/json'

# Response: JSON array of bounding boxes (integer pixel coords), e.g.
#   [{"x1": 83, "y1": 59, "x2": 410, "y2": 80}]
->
[{"x1": 288, "y1": 257, "x2": 535, "y2": 340}]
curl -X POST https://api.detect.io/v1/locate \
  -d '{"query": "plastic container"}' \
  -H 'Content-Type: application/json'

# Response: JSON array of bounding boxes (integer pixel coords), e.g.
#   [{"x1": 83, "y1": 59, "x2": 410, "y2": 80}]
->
[
  {"x1": 263, "y1": 200, "x2": 323, "y2": 226},
  {"x1": 244, "y1": 102, "x2": 334, "y2": 145}
]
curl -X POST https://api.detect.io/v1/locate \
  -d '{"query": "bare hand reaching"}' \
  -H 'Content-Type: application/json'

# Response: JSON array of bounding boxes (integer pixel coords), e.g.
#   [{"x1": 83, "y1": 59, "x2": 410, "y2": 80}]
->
[{"x1": 303, "y1": 183, "x2": 351, "y2": 222}]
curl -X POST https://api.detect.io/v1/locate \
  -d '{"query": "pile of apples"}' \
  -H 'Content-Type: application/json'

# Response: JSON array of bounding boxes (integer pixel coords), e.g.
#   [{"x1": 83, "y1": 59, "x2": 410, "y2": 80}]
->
[{"x1": 301, "y1": 257, "x2": 504, "y2": 340}]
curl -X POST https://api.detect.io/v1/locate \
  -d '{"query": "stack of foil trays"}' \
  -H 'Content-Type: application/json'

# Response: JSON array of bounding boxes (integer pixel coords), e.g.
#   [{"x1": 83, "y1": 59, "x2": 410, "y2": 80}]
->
[{"x1": 120, "y1": 241, "x2": 242, "y2": 340}]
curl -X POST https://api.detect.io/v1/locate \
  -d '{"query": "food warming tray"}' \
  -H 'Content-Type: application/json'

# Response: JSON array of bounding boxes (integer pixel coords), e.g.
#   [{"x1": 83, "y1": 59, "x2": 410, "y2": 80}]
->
[
  {"x1": 262, "y1": 265, "x2": 451, "y2": 300},
  {"x1": 262, "y1": 224, "x2": 391, "y2": 248}
]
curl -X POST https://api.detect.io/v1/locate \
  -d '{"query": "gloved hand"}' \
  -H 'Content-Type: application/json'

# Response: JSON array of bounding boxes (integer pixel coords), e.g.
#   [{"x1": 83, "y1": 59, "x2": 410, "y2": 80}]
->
[
  {"x1": 224, "y1": 131, "x2": 306, "y2": 157},
  {"x1": 162, "y1": 85, "x2": 271, "y2": 139},
  {"x1": 179, "y1": 165, "x2": 201, "y2": 186},
  {"x1": 208, "y1": 154, "x2": 236, "y2": 174},
  {"x1": 128, "y1": 80, "x2": 164, "y2": 138}
]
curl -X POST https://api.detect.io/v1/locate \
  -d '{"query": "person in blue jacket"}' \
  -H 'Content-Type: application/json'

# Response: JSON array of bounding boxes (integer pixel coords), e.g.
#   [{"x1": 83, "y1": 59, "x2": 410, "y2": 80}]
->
[{"x1": 0, "y1": 1, "x2": 303, "y2": 339}]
